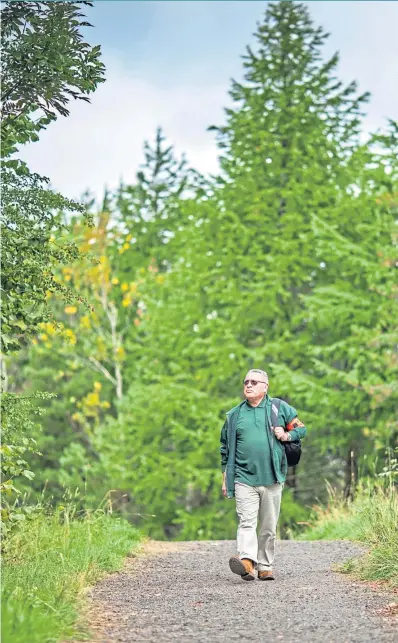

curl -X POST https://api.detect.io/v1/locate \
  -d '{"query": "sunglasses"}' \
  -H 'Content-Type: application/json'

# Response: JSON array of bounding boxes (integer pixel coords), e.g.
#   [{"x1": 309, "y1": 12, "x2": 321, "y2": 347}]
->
[{"x1": 243, "y1": 379, "x2": 268, "y2": 387}]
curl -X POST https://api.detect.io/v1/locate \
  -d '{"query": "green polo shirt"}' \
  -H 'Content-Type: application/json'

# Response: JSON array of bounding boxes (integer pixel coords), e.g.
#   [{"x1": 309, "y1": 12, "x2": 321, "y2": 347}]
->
[{"x1": 234, "y1": 397, "x2": 277, "y2": 487}]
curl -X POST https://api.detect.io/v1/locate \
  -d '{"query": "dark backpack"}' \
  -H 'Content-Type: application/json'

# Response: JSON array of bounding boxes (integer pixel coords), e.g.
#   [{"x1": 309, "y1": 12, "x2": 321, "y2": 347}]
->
[{"x1": 270, "y1": 398, "x2": 302, "y2": 467}]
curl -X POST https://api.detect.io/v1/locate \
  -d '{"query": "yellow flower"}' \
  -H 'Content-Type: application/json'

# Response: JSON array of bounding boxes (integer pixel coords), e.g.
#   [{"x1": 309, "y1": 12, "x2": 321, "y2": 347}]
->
[
  {"x1": 112, "y1": 277, "x2": 119, "y2": 285},
  {"x1": 121, "y1": 282, "x2": 129, "y2": 292},
  {"x1": 40, "y1": 333, "x2": 48, "y2": 341},
  {"x1": 94, "y1": 381, "x2": 102, "y2": 391},
  {"x1": 101, "y1": 401, "x2": 111, "y2": 409},
  {"x1": 116, "y1": 346, "x2": 126, "y2": 361},
  {"x1": 71, "y1": 412, "x2": 80, "y2": 422},
  {"x1": 64, "y1": 275, "x2": 71, "y2": 282},
  {"x1": 85, "y1": 392, "x2": 100, "y2": 407},
  {"x1": 64, "y1": 305, "x2": 77, "y2": 315},
  {"x1": 156, "y1": 275, "x2": 165, "y2": 284},
  {"x1": 123, "y1": 243, "x2": 129, "y2": 251},
  {"x1": 80, "y1": 315, "x2": 91, "y2": 329},
  {"x1": 45, "y1": 322, "x2": 56, "y2": 336},
  {"x1": 122, "y1": 295, "x2": 132, "y2": 307},
  {"x1": 64, "y1": 329, "x2": 76, "y2": 345},
  {"x1": 126, "y1": 234, "x2": 133, "y2": 242}
]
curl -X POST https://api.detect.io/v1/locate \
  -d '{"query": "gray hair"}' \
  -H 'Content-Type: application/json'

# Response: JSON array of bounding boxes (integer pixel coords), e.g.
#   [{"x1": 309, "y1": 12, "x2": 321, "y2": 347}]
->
[{"x1": 247, "y1": 368, "x2": 268, "y2": 383}]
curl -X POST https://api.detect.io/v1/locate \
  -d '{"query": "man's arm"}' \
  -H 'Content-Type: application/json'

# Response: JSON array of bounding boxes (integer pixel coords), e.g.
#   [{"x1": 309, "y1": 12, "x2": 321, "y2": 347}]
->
[
  {"x1": 274, "y1": 402, "x2": 307, "y2": 442},
  {"x1": 220, "y1": 420, "x2": 228, "y2": 496},
  {"x1": 220, "y1": 419, "x2": 228, "y2": 471},
  {"x1": 286, "y1": 416, "x2": 307, "y2": 441}
]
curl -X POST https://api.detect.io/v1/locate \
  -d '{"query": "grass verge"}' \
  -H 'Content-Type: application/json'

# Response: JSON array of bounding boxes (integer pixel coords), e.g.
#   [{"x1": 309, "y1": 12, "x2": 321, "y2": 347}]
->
[
  {"x1": 1, "y1": 509, "x2": 141, "y2": 643},
  {"x1": 298, "y1": 482, "x2": 398, "y2": 588}
]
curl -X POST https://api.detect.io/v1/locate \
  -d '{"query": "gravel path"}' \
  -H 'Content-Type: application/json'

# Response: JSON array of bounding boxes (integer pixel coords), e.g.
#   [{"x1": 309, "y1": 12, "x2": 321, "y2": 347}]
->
[{"x1": 86, "y1": 540, "x2": 397, "y2": 643}]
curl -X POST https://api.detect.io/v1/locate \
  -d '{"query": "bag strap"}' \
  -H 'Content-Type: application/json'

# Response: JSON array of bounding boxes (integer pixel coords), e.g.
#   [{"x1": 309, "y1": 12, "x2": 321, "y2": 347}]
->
[{"x1": 270, "y1": 397, "x2": 281, "y2": 428}]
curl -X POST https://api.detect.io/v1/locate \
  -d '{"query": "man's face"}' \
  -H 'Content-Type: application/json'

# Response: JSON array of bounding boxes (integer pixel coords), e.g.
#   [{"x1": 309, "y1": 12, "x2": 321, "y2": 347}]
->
[{"x1": 243, "y1": 372, "x2": 268, "y2": 400}]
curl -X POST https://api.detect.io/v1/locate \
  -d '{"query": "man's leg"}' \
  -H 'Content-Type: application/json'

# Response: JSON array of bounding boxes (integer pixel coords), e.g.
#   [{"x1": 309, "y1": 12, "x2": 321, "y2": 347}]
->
[
  {"x1": 257, "y1": 483, "x2": 283, "y2": 572},
  {"x1": 235, "y1": 482, "x2": 260, "y2": 562}
]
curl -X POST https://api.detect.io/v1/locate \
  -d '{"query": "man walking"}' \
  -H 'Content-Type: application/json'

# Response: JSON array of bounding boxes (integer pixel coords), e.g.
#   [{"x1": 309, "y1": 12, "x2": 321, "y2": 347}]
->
[{"x1": 220, "y1": 369, "x2": 306, "y2": 581}]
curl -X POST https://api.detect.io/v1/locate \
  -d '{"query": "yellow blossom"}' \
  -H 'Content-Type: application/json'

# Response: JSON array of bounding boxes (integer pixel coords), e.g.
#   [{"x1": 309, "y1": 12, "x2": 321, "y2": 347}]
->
[
  {"x1": 123, "y1": 243, "x2": 129, "y2": 251},
  {"x1": 94, "y1": 381, "x2": 102, "y2": 391},
  {"x1": 40, "y1": 333, "x2": 48, "y2": 341},
  {"x1": 156, "y1": 275, "x2": 165, "y2": 284},
  {"x1": 112, "y1": 277, "x2": 119, "y2": 285},
  {"x1": 80, "y1": 315, "x2": 91, "y2": 329},
  {"x1": 121, "y1": 283, "x2": 129, "y2": 292},
  {"x1": 101, "y1": 401, "x2": 111, "y2": 409},
  {"x1": 44, "y1": 322, "x2": 56, "y2": 336},
  {"x1": 64, "y1": 305, "x2": 77, "y2": 315},
  {"x1": 122, "y1": 295, "x2": 132, "y2": 307},
  {"x1": 126, "y1": 234, "x2": 133, "y2": 242},
  {"x1": 85, "y1": 392, "x2": 100, "y2": 407},
  {"x1": 64, "y1": 329, "x2": 76, "y2": 345}
]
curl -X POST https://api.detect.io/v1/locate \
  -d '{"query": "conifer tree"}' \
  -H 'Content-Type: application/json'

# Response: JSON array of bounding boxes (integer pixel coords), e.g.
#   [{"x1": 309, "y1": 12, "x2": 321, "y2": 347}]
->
[
  {"x1": 298, "y1": 123, "x2": 398, "y2": 496},
  {"x1": 116, "y1": 127, "x2": 200, "y2": 269}
]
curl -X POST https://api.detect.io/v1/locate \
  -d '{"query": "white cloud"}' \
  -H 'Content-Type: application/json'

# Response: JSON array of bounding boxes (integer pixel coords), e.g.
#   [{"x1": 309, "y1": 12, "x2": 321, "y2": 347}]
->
[
  {"x1": 18, "y1": 0, "x2": 398, "y2": 205},
  {"x1": 19, "y1": 50, "x2": 227, "y2": 202}
]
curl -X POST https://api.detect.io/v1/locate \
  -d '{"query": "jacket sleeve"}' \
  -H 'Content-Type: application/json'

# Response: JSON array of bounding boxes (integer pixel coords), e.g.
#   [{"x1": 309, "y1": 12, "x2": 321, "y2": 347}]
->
[
  {"x1": 220, "y1": 420, "x2": 228, "y2": 472},
  {"x1": 284, "y1": 403, "x2": 307, "y2": 442}
]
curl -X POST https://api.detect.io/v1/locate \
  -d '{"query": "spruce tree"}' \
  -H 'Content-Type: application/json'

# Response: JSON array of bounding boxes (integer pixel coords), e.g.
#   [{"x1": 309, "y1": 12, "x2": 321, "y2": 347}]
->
[
  {"x1": 116, "y1": 127, "x2": 200, "y2": 270},
  {"x1": 300, "y1": 123, "x2": 398, "y2": 496}
]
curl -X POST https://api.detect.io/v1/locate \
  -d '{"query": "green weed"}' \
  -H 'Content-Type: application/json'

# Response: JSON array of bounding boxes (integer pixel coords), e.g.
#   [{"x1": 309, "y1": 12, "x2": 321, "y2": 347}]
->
[
  {"x1": 1, "y1": 508, "x2": 141, "y2": 643},
  {"x1": 299, "y1": 481, "x2": 398, "y2": 587}
]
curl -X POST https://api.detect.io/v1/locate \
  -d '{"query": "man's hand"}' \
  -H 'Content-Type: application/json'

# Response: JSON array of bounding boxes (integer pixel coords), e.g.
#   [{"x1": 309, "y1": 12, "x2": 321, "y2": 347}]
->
[
  {"x1": 274, "y1": 426, "x2": 289, "y2": 442},
  {"x1": 222, "y1": 472, "x2": 227, "y2": 497}
]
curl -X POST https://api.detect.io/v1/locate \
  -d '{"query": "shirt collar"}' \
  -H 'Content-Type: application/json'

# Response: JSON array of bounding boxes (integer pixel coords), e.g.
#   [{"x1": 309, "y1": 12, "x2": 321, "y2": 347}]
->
[{"x1": 245, "y1": 395, "x2": 267, "y2": 408}]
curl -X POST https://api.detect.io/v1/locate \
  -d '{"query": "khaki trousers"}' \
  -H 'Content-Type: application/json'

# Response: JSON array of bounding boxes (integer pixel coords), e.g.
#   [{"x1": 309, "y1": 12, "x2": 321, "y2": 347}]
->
[{"x1": 235, "y1": 481, "x2": 283, "y2": 571}]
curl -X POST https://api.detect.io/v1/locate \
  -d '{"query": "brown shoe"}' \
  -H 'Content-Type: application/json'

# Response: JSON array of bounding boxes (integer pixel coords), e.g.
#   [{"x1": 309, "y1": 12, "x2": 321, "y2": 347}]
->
[
  {"x1": 229, "y1": 556, "x2": 255, "y2": 581},
  {"x1": 258, "y1": 570, "x2": 275, "y2": 581}
]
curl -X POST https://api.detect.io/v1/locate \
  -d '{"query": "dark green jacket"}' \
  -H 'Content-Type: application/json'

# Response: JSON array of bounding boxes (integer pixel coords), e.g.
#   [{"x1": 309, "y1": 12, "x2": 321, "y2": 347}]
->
[{"x1": 220, "y1": 395, "x2": 307, "y2": 498}]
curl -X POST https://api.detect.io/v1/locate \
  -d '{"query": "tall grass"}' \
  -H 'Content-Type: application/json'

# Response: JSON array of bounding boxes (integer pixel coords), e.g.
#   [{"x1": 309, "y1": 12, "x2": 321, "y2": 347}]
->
[
  {"x1": 299, "y1": 480, "x2": 398, "y2": 587},
  {"x1": 1, "y1": 507, "x2": 141, "y2": 643}
]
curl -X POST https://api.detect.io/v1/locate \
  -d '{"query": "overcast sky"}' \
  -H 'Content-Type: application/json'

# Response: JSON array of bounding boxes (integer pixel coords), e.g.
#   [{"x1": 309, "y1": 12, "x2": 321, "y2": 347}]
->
[{"x1": 19, "y1": 1, "x2": 398, "y2": 202}]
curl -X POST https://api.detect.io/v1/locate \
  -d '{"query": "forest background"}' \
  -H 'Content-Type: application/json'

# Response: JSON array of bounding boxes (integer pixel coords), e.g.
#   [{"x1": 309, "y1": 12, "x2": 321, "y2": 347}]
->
[{"x1": 1, "y1": 0, "x2": 397, "y2": 546}]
